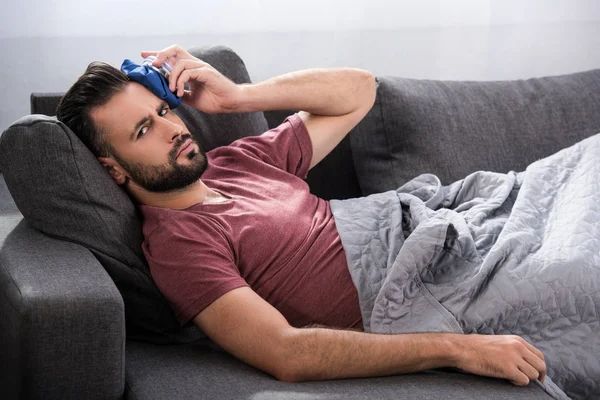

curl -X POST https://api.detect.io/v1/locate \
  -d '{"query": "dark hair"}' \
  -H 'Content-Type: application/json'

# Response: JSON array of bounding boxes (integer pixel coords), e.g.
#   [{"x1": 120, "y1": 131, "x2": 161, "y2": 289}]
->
[{"x1": 57, "y1": 61, "x2": 130, "y2": 157}]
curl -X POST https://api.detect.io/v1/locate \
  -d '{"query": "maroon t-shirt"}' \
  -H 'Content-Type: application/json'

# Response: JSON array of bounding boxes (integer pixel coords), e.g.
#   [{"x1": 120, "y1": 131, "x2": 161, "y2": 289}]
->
[{"x1": 141, "y1": 114, "x2": 362, "y2": 329}]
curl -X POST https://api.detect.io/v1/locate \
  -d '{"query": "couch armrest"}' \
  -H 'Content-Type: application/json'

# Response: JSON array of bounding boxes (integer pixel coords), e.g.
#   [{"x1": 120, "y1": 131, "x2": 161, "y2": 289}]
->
[{"x1": 0, "y1": 214, "x2": 125, "y2": 400}]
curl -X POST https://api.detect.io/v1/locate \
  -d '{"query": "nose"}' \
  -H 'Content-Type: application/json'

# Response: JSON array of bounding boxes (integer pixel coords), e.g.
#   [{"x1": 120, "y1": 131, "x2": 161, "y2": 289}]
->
[
  {"x1": 159, "y1": 118, "x2": 183, "y2": 142},
  {"x1": 171, "y1": 128, "x2": 183, "y2": 142}
]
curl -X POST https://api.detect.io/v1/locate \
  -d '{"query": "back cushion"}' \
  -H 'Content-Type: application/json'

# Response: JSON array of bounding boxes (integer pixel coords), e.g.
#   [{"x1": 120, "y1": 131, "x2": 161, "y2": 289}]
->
[
  {"x1": 0, "y1": 45, "x2": 268, "y2": 343},
  {"x1": 352, "y1": 70, "x2": 600, "y2": 194}
]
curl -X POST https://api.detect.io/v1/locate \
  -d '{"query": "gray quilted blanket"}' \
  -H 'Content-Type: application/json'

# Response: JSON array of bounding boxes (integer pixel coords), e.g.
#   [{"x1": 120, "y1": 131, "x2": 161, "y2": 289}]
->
[{"x1": 330, "y1": 134, "x2": 600, "y2": 400}]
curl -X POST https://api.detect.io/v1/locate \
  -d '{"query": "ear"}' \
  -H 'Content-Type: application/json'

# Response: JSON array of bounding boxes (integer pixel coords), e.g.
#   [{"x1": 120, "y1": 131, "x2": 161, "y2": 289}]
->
[{"x1": 97, "y1": 156, "x2": 129, "y2": 185}]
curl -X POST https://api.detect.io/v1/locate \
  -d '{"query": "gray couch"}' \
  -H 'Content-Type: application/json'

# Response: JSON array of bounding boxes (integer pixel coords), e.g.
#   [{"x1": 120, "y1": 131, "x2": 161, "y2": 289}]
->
[{"x1": 1, "y1": 45, "x2": 599, "y2": 400}]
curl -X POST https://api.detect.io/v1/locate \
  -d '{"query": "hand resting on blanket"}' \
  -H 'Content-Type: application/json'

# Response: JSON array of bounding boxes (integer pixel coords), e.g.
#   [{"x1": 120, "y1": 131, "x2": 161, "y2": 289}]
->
[{"x1": 454, "y1": 333, "x2": 546, "y2": 386}]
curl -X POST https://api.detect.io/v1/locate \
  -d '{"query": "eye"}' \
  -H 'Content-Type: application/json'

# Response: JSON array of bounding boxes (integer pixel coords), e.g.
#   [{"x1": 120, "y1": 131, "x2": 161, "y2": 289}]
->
[
  {"x1": 137, "y1": 126, "x2": 149, "y2": 138},
  {"x1": 137, "y1": 106, "x2": 169, "y2": 139}
]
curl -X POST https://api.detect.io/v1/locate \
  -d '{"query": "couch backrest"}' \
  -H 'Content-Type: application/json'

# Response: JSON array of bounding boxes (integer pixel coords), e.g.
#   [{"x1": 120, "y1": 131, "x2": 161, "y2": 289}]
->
[
  {"x1": 352, "y1": 71, "x2": 600, "y2": 194},
  {"x1": 29, "y1": 64, "x2": 600, "y2": 203}
]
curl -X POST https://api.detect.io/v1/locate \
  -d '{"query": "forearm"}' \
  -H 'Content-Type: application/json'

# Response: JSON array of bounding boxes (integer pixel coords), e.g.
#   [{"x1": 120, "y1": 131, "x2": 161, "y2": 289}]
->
[
  {"x1": 236, "y1": 68, "x2": 376, "y2": 116},
  {"x1": 280, "y1": 327, "x2": 460, "y2": 382}
]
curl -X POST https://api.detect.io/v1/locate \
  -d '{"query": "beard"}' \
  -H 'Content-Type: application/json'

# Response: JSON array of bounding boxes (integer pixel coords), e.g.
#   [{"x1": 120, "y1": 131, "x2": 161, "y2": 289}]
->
[{"x1": 113, "y1": 134, "x2": 208, "y2": 193}]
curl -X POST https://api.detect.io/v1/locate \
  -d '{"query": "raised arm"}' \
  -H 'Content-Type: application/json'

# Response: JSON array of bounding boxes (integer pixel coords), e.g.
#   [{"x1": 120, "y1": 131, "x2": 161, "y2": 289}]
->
[
  {"x1": 142, "y1": 45, "x2": 376, "y2": 169},
  {"x1": 235, "y1": 68, "x2": 376, "y2": 169},
  {"x1": 195, "y1": 286, "x2": 546, "y2": 386}
]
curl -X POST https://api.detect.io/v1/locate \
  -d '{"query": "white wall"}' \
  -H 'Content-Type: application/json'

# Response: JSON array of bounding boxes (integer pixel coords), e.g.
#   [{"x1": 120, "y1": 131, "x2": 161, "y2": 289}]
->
[{"x1": 1, "y1": 0, "x2": 599, "y2": 132}]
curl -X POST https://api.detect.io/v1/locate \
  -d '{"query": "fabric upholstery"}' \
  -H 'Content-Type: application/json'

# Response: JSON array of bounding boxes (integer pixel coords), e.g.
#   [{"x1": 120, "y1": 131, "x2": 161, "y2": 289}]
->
[
  {"x1": 352, "y1": 70, "x2": 600, "y2": 194},
  {"x1": 0, "y1": 115, "x2": 185, "y2": 343},
  {"x1": 0, "y1": 175, "x2": 19, "y2": 215},
  {"x1": 125, "y1": 340, "x2": 552, "y2": 400},
  {"x1": 29, "y1": 92, "x2": 64, "y2": 116},
  {"x1": 0, "y1": 45, "x2": 268, "y2": 344},
  {"x1": 0, "y1": 212, "x2": 124, "y2": 400}
]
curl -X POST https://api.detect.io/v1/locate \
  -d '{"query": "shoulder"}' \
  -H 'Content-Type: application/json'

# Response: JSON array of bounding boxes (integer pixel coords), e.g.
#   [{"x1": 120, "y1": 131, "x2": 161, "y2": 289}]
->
[
  {"x1": 210, "y1": 114, "x2": 305, "y2": 153},
  {"x1": 141, "y1": 205, "x2": 229, "y2": 247},
  {"x1": 205, "y1": 114, "x2": 311, "y2": 177}
]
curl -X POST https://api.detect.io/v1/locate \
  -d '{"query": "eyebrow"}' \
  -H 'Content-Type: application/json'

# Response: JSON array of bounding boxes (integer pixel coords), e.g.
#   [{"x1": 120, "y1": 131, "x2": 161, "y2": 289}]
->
[{"x1": 129, "y1": 101, "x2": 169, "y2": 141}]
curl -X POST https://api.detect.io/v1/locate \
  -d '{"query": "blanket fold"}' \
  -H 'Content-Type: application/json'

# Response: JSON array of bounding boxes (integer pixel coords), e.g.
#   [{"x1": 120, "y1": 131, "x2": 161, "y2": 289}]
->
[{"x1": 331, "y1": 134, "x2": 600, "y2": 400}]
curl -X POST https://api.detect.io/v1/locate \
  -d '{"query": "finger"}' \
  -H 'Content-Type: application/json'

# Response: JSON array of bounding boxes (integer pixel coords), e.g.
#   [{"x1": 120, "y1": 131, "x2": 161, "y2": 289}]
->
[
  {"x1": 176, "y1": 68, "x2": 212, "y2": 97},
  {"x1": 182, "y1": 90, "x2": 193, "y2": 104},
  {"x1": 153, "y1": 44, "x2": 192, "y2": 67},
  {"x1": 518, "y1": 361, "x2": 540, "y2": 383},
  {"x1": 153, "y1": 44, "x2": 181, "y2": 65},
  {"x1": 141, "y1": 51, "x2": 158, "y2": 58},
  {"x1": 509, "y1": 370, "x2": 531, "y2": 387},
  {"x1": 518, "y1": 339, "x2": 546, "y2": 383},
  {"x1": 520, "y1": 338, "x2": 545, "y2": 362},
  {"x1": 169, "y1": 59, "x2": 207, "y2": 92},
  {"x1": 523, "y1": 352, "x2": 547, "y2": 383},
  {"x1": 168, "y1": 58, "x2": 189, "y2": 92},
  {"x1": 176, "y1": 71, "x2": 190, "y2": 97}
]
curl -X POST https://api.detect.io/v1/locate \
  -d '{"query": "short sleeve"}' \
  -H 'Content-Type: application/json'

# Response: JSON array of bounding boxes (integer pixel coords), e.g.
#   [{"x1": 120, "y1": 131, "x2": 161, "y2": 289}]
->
[
  {"x1": 142, "y1": 214, "x2": 249, "y2": 326},
  {"x1": 228, "y1": 113, "x2": 313, "y2": 179}
]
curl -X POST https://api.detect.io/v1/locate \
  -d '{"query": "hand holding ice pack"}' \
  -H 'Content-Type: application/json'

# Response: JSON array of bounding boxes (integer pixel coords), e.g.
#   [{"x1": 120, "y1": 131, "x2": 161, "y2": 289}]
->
[{"x1": 120, "y1": 58, "x2": 183, "y2": 109}]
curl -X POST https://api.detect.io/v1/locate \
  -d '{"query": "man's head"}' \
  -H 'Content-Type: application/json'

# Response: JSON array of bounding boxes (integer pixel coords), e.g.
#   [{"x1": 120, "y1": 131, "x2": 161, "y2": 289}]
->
[{"x1": 57, "y1": 62, "x2": 207, "y2": 195}]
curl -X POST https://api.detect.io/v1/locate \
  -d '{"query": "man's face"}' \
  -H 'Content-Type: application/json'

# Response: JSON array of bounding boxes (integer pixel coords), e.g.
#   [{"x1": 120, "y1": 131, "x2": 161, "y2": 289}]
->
[{"x1": 92, "y1": 82, "x2": 207, "y2": 193}]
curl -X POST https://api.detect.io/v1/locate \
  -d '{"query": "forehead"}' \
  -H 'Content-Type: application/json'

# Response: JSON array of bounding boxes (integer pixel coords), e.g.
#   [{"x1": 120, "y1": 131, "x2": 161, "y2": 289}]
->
[{"x1": 91, "y1": 82, "x2": 160, "y2": 142}]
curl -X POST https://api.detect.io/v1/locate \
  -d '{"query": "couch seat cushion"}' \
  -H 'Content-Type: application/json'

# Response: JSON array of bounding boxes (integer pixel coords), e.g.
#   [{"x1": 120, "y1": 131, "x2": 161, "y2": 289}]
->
[{"x1": 125, "y1": 340, "x2": 552, "y2": 400}]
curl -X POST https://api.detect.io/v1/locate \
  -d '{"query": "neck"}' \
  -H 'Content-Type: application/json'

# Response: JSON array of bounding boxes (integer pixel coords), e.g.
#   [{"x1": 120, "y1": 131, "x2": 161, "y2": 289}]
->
[{"x1": 129, "y1": 179, "x2": 216, "y2": 210}]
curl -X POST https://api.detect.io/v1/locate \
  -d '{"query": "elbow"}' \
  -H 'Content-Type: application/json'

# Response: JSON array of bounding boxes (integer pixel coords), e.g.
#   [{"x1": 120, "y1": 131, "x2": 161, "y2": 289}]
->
[
  {"x1": 271, "y1": 329, "x2": 308, "y2": 383},
  {"x1": 274, "y1": 367, "x2": 302, "y2": 383},
  {"x1": 357, "y1": 69, "x2": 377, "y2": 112},
  {"x1": 274, "y1": 358, "x2": 310, "y2": 383},
  {"x1": 365, "y1": 72, "x2": 377, "y2": 109},
  {"x1": 271, "y1": 355, "x2": 302, "y2": 383}
]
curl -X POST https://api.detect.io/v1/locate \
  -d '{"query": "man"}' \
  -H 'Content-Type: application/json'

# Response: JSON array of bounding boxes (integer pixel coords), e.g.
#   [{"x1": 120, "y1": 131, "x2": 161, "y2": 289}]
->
[{"x1": 57, "y1": 44, "x2": 546, "y2": 386}]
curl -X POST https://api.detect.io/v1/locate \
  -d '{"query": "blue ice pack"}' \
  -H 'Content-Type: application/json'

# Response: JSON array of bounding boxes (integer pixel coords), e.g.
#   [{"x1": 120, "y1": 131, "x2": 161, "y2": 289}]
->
[{"x1": 120, "y1": 58, "x2": 183, "y2": 109}]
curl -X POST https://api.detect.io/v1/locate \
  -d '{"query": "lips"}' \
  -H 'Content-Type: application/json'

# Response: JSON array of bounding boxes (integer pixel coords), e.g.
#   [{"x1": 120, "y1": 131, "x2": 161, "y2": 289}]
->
[{"x1": 177, "y1": 139, "x2": 193, "y2": 157}]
